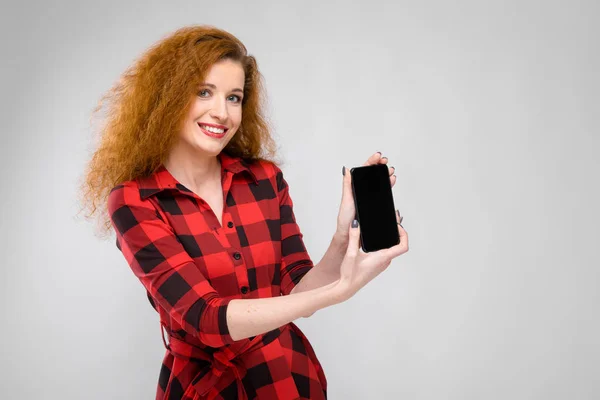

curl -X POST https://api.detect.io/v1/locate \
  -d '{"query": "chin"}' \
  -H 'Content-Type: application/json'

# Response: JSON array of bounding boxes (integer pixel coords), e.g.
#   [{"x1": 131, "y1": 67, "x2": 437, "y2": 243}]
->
[
  {"x1": 192, "y1": 137, "x2": 230, "y2": 156},
  {"x1": 195, "y1": 144, "x2": 222, "y2": 157}
]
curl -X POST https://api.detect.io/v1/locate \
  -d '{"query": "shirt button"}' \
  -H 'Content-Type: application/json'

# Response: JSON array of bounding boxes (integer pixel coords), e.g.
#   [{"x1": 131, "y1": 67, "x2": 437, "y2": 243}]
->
[
  {"x1": 241, "y1": 286, "x2": 249, "y2": 294},
  {"x1": 227, "y1": 221, "x2": 234, "y2": 228},
  {"x1": 233, "y1": 252, "x2": 241, "y2": 260}
]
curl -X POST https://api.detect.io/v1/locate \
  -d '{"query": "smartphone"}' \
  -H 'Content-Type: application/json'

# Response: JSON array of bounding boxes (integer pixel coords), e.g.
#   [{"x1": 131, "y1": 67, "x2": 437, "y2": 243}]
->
[{"x1": 350, "y1": 163, "x2": 400, "y2": 252}]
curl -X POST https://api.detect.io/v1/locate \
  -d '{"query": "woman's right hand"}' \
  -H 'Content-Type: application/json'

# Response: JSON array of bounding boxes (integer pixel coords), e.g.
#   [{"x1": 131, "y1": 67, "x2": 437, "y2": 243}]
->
[{"x1": 333, "y1": 212, "x2": 409, "y2": 303}]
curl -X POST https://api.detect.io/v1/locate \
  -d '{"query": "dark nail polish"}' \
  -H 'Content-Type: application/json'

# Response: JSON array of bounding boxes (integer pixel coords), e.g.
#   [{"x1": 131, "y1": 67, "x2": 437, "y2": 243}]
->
[
  {"x1": 352, "y1": 219, "x2": 358, "y2": 228},
  {"x1": 342, "y1": 166, "x2": 345, "y2": 176},
  {"x1": 377, "y1": 151, "x2": 382, "y2": 155},
  {"x1": 382, "y1": 157, "x2": 388, "y2": 161}
]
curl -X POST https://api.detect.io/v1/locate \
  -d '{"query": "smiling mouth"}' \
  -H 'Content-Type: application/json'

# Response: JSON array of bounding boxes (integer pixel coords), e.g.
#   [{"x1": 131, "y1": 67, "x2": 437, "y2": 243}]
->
[{"x1": 198, "y1": 123, "x2": 228, "y2": 138}]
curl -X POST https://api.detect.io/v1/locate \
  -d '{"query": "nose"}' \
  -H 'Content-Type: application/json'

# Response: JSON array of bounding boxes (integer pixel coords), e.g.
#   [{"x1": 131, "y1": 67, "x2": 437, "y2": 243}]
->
[{"x1": 209, "y1": 96, "x2": 228, "y2": 121}]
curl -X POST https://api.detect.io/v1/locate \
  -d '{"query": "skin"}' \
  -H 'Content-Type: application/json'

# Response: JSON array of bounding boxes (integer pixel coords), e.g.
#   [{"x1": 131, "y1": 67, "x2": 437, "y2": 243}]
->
[
  {"x1": 163, "y1": 58, "x2": 409, "y2": 341},
  {"x1": 289, "y1": 152, "x2": 400, "y2": 301},
  {"x1": 164, "y1": 58, "x2": 244, "y2": 227}
]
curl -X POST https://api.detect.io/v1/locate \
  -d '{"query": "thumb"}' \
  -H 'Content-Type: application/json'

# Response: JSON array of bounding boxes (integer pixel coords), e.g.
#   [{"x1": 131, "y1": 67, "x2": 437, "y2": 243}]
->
[{"x1": 346, "y1": 219, "x2": 361, "y2": 258}]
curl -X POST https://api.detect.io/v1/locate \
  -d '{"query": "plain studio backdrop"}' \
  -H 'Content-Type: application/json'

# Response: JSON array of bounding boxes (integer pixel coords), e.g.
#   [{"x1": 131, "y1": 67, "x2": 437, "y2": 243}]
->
[{"x1": 1, "y1": 1, "x2": 598, "y2": 399}]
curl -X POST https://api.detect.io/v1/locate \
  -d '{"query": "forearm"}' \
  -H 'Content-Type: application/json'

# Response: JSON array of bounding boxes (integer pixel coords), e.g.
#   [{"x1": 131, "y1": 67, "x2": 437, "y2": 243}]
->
[
  {"x1": 227, "y1": 280, "x2": 340, "y2": 341},
  {"x1": 290, "y1": 233, "x2": 347, "y2": 295}
]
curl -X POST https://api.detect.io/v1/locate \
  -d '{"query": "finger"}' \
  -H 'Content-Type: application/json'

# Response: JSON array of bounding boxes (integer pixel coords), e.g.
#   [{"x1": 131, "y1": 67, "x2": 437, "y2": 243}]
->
[
  {"x1": 365, "y1": 246, "x2": 394, "y2": 267},
  {"x1": 388, "y1": 166, "x2": 395, "y2": 176},
  {"x1": 345, "y1": 219, "x2": 361, "y2": 258},
  {"x1": 396, "y1": 210, "x2": 406, "y2": 236},
  {"x1": 379, "y1": 156, "x2": 389, "y2": 164},
  {"x1": 341, "y1": 165, "x2": 353, "y2": 200},
  {"x1": 398, "y1": 224, "x2": 408, "y2": 250},
  {"x1": 390, "y1": 174, "x2": 397, "y2": 188},
  {"x1": 387, "y1": 223, "x2": 409, "y2": 258},
  {"x1": 363, "y1": 152, "x2": 382, "y2": 166},
  {"x1": 379, "y1": 211, "x2": 407, "y2": 258}
]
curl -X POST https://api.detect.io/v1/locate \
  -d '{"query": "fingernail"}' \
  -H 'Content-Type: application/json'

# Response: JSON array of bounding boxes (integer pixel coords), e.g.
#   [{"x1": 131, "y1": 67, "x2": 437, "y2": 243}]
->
[
  {"x1": 382, "y1": 157, "x2": 388, "y2": 161},
  {"x1": 377, "y1": 151, "x2": 382, "y2": 155},
  {"x1": 399, "y1": 216, "x2": 403, "y2": 224},
  {"x1": 396, "y1": 209, "x2": 400, "y2": 218},
  {"x1": 352, "y1": 219, "x2": 358, "y2": 228},
  {"x1": 342, "y1": 166, "x2": 346, "y2": 176}
]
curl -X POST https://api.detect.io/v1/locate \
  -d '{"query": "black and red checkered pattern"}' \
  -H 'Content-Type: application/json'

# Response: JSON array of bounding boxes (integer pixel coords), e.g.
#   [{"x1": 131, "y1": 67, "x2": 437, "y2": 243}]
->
[{"x1": 107, "y1": 151, "x2": 327, "y2": 399}]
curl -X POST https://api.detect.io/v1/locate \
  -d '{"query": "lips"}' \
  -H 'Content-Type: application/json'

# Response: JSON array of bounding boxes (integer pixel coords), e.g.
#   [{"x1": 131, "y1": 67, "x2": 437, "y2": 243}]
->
[{"x1": 197, "y1": 122, "x2": 227, "y2": 138}]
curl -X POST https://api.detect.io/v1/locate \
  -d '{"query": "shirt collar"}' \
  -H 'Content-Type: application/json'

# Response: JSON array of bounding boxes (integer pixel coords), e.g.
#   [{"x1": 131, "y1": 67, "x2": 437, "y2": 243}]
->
[{"x1": 137, "y1": 151, "x2": 258, "y2": 200}]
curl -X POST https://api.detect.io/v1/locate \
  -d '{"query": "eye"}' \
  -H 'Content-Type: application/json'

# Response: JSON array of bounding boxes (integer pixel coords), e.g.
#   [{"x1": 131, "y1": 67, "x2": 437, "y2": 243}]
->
[
  {"x1": 198, "y1": 89, "x2": 211, "y2": 97},
  {"x1": 228, "y1": 94, "x2": 242, "y2": 103}
]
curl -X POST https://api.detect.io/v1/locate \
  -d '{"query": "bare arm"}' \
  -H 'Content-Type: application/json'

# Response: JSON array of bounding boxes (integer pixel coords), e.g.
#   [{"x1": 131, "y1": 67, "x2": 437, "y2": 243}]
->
[
  {"x1": 290, "y1": 233, "x2": 346, "y2": 295},
  {"x1": 289, "y1": 151, "x2": 400, "y2": 297},
  {"x1": 226, "y1": 280, "x2": 341, "y2": 341},
  {"x1": 227, "y1": 216, "x2": 409, "y2": 342}
]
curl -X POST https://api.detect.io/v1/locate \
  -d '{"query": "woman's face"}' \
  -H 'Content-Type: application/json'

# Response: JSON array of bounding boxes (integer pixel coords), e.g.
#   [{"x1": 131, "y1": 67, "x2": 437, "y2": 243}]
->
[{"x1": 179, "y1": 58, "x2": 245, "y2": 157}]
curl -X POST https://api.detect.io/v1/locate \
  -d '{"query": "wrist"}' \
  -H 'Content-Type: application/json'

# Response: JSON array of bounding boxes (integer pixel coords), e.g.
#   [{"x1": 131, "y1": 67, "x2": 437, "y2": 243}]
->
[
  {"x1": 298, "y1": 280, "x2": 344, "y2": 317},
  {"x1": 332, "y1": 230, "x2": 349, "y2": 249},
  {"x1": 330, "y1": 279, "x2": 353, "y2": 304}
]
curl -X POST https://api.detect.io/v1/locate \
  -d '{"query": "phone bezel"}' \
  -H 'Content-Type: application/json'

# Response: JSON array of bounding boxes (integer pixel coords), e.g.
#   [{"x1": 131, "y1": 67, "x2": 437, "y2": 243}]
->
[{"x1": 350, "y1": 164, "x2": 400, "y2": 253}]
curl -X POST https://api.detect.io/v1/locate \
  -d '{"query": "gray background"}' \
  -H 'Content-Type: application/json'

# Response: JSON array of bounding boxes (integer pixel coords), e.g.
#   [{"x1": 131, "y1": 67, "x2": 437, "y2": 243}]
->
[{"x1": 1, "y1": 0, "x2": 599, "y2": 399}]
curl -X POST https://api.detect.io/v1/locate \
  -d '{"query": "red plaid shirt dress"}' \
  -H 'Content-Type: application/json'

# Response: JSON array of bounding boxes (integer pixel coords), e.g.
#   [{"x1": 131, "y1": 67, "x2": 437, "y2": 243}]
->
[{"x1": 107, "y1": 151, "x2": 328, "y2": 400}]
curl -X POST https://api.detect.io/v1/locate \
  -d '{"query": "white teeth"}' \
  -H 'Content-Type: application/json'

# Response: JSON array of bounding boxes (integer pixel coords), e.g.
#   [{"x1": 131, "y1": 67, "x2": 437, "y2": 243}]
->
[{"x1": 199, "y1": 124, "x2": 225, "y2": 134}]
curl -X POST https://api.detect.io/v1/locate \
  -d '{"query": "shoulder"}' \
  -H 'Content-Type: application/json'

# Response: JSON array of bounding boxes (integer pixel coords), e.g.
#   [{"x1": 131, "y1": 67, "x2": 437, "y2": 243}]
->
[
  {"x1": 107, "y1": 179, "x2": 151, "y2": 215},
  {"x1": 244, "y1": 159, "x2": 287, "y2": 191},
  {"x1": 240, "y1": 157, "x2": 282, "y2": 180},
  {"x1": 107, "y1": 179, "x2": 165, "y2": 237}
]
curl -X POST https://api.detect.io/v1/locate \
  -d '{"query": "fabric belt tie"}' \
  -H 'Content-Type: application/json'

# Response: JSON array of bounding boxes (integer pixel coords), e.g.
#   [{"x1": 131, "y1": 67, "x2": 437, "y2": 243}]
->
[{"x1": 161, "y1": 322, "x2": 290, "y2": 400}]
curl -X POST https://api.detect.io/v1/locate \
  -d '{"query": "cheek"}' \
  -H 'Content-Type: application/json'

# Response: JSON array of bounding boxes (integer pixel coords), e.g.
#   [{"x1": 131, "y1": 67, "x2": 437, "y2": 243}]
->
[
  {"x1": 188, "y1": 120, "x2": 199, "y2": 134},
  {"x1": 183, "y1": 120, "x2": 200, "y2": 141},
  {"x1": 231, "y1": 107, "x2": 242, "y2": 125}
]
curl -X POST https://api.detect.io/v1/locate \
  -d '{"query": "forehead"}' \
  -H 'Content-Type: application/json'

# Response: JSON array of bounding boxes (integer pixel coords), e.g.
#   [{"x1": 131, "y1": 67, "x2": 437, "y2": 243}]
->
[{"x1": 201, "y1": 59, "x2": 245, "y2": 88}]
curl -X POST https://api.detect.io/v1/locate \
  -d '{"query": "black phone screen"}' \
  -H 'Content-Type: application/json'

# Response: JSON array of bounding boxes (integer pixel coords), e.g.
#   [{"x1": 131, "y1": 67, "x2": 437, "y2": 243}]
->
[{"x1": 350, "y1": 164, "x2": 400, "y2": 252}]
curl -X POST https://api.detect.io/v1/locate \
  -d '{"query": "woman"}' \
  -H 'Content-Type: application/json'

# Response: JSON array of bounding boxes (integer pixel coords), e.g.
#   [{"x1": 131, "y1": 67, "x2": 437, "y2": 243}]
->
[{"x1": 80, "y1": 25, "x2": 408, "y2": 400}]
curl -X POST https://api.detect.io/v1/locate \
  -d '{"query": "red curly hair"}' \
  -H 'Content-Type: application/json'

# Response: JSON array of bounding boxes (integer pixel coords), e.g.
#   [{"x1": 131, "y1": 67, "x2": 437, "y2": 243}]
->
[{"x1": 78, "y1": 25, "x2": 280, "y2": 237}]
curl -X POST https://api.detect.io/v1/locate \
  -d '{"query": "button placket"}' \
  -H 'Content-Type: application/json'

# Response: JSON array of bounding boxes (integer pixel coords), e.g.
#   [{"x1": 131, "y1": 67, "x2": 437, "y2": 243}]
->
[{"x1": 230, "y1": 250, "x2": 249, "y2": 296}]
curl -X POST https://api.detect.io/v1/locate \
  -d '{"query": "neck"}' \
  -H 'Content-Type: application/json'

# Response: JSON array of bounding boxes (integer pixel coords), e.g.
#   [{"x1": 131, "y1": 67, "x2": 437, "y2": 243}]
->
[{"x1": 164, "y1": 143, "x2": 222, "y2": 191}]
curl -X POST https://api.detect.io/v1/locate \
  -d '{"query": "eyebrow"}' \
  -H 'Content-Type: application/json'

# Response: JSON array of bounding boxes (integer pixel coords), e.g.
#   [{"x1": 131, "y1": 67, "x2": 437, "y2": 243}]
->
[{"x1": 201, "y1": 83, "x2": 244, "y2": 94}]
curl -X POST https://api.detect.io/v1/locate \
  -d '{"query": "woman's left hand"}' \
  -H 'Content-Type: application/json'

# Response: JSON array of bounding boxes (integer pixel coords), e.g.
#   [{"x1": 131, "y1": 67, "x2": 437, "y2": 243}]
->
[{"x1": 335, "y1": 152, "x2": 397, "y2": 244}]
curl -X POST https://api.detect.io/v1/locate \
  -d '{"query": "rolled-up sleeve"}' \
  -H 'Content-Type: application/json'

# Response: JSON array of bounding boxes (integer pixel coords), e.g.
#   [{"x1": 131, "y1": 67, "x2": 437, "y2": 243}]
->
[
  {"x1": 107, "y1": 183, "x2": 235, "y2": 347},
  {"x1": 273, "y1": 165, "x2": 315, "y2": 296}
]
